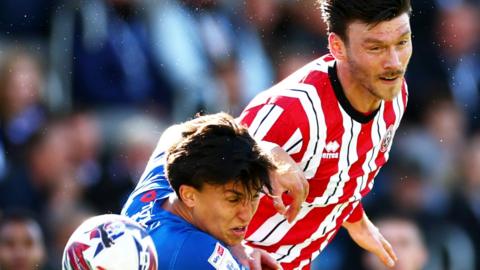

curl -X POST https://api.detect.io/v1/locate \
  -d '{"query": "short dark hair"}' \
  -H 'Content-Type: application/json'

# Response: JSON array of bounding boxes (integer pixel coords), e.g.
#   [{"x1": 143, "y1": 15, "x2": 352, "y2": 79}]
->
[
  {"x1": 320, "y1": 0, "x2": 412, "y2": 42},
  {"x1": 166, "y1": 113, "x2": 275, "y2": 200}
]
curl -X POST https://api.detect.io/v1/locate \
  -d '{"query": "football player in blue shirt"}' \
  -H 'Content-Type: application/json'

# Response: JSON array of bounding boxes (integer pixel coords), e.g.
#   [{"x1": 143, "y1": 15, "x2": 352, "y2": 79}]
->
[{"x1": 122, "y1": 113, "x2": 283, "y2": 270}]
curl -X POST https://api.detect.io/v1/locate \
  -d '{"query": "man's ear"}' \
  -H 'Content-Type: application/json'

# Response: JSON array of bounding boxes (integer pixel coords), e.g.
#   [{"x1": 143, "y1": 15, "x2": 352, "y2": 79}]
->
[
  {"x1": 328, "y1": 33, "x2": 347, "y2": 61},
  {"x1": 178, "y1": 185, "x2": 197, "y2": 208}
]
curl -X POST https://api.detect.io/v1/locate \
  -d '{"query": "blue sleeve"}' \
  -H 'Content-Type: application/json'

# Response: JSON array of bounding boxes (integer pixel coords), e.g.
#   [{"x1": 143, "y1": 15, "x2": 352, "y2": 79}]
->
[
  {"x1": 166, "y1": 232, "x2": 246, "y2": 270},
  {"x1": 121, "y1": 151, "x2": 173, "y2": 227}
]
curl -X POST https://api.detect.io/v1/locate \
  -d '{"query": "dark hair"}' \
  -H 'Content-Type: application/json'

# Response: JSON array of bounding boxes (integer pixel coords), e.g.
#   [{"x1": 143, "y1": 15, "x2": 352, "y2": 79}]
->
[
  {"x1": 320, "y1": 0, "x2": 412, "y2": 42},
  {"x1": 166, "y1": 112, "x2": 275, "y2": 200}
]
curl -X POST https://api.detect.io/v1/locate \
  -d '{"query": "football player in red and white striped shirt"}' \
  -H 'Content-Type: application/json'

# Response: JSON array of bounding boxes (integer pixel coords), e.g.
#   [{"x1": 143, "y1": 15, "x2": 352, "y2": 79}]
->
[{"x1": 238, "y1": 0, "x2": 413, "y2": 269}]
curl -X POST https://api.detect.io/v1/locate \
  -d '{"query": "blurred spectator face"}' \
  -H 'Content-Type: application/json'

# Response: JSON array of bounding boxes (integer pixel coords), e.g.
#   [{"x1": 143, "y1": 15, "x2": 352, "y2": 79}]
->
[
  {"x1": 29, "y1": 122, "x2": 73, "y2": 186},
  {"x1": 363, "y1": 219, "x2": 427, "y2": 270},
  {"x1": 245, "y1": 0, "x2": 282, "y2": 31},
  {"x1": 0, "y1": 220, "x2": 45, "y2": 270},
  {"x1": 68, "y1": 112, "x2": 102, "y2": 163},
  {"x1": 117, "y1": 114, "x2": 163, "y2": 181},
  {"x1": 424, "y1": 100, "x2": 465, "y2": 147},
  {"x1": 0, "y1": 52, "x2": 42, "y2": 120},
  {"x1": 436, "y1": 4, "x2": 480, "y2": 58}
]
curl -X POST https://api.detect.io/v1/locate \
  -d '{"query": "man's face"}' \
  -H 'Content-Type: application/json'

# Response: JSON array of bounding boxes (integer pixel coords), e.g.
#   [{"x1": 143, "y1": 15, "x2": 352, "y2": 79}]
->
[
  {"x1": 343, "y1": 13, "x2": 412, "y2": 101},
  {"x1": 191, "y1": 181, "x2": 260, "y2": 246},
  {"x1": 0, "y1": 221, "x2": 45, "y2": 270}
]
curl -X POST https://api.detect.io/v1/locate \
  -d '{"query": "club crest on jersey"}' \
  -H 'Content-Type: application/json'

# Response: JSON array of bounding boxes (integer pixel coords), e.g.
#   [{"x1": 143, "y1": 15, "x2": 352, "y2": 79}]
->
[
  {"x1": 322, "y1": 141, "x2": 340, "y2": 159},
  {"x1": 380, "y1": 125, "x2": 394, "y2": 153}
]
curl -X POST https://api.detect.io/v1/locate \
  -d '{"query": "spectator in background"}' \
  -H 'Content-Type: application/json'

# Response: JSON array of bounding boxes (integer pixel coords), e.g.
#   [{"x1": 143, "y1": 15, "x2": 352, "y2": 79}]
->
[
  {"x1": 86, "y1": 113, "x2": 164, "y2": 213},
  {"x1": 433, "y1": 2, "x2": 480, "y2": 132},
  {"x1": 0, "y1": 49, "x2": 47, "y2": 164},
  {"x1": 0, "y1": 211, "x2": 47, "y2": 270},
  {"x1": 0, "y1": 120, "x2": 76, "y2": 218},
  {"x1": 49, "y1": 0, "x2": 173, "y2": 119},
  {"x1": 362, "y1": 216, "x2": 428, "y2": 270},
  {"x1": 394, "y1": 99, "x2": 466, "y2": 217},
  {"x1": 67, "y1": 111, "x2": 103, "y2": 190},
  {"x1": 148, "y1": 0, "x2": 274, "y2": 120},
  {"x1": 449, "y1": 133, "x2": 480, "y2": 269}
]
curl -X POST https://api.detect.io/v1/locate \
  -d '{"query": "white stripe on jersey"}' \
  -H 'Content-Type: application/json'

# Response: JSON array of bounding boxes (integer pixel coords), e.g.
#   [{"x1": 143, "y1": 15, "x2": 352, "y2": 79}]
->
[
  {"x1": 249, "y1": 104, "x2": 284, "y2": 141},
  {"x1": 369, "y1": 102, "x2": 386, "y2": 172},
  {"x1": 246, "y1": 204, "x2": 315, "y2": 246},
  {"x1": 282, "y1": 128, "x2": 303, "y2": 155},
  {"x1": 274, "y1": 85, "x2": 326, "y2": 179},
  {"x1": 319, "y1": 108, "x2": 355, "y2": 205},
  {"x1": 272, "y1": 202, "x2": 349, "y2": 263},
  {"x1": 294, "y1": 258, "x2": 311, "y2": 270}
]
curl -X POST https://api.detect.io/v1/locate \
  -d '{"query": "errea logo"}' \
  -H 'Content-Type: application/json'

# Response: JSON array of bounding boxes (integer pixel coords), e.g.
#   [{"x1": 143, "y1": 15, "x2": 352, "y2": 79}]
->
[{"x1": 322, "y1": 141, "x2": 340, "y2": 159}]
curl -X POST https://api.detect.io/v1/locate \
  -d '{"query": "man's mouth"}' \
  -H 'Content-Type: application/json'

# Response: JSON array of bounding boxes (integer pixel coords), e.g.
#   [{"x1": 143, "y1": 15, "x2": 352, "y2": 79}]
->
[
  {"x1": 379, "y1": 75, "x2": 400, "y2": 81},
  {"x1": 231, "y1": 226, "x2": 247, "y2": 236},
  {"x1": 379, "y1": 71, "x2": 403, "y2": 82}
]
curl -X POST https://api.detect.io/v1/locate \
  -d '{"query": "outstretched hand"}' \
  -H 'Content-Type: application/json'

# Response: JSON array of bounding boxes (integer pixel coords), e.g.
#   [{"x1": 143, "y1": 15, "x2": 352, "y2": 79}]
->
[
  {"x1": 261, "y1": 142, "x2": 309, "y2": 223},
  {"x1": 343, "y1": 214, "x2": 398, "y2": 268}
]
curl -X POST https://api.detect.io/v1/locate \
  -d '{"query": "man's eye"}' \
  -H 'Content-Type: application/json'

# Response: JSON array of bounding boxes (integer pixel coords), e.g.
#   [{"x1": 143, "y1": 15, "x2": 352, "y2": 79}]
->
[
  {"x1": 369, "y1": 47, "x2": 381, "y2": 52},
  {"x1": 398, "y1": 40, "x2": 408, "y2": 46},
  {"x1": 227, "y1": 198, "x2": 240, "y2": 203}
]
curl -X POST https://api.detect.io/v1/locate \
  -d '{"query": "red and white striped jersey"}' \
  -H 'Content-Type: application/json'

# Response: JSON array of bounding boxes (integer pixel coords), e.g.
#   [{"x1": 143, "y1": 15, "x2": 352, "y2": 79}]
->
[{"x1": 238, "y1": 54, "x2": 408, "y2": 269}]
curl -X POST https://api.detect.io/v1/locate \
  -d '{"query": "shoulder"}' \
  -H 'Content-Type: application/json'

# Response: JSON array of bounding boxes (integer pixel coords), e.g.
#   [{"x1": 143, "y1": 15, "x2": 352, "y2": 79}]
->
[
  {"x1": 155, "y1": 228, "x2": 244, "y2": 270},
  {"x1": 242, "y1": 54, "x2": 333, "y2": 110}
]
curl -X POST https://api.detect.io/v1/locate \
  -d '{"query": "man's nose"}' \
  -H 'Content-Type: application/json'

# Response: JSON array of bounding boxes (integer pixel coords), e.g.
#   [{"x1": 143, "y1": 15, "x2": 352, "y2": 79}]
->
[{"x1": 384, "y1": 47, "x2": 402, "y2": 70}]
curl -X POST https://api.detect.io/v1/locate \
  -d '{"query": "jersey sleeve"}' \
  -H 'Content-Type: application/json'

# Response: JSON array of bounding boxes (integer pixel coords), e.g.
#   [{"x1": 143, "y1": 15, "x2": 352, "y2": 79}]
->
[
  {"x1": 169, "y1": 232, "x2": 246, "y2": 270},
  {"x1": 346, "y1": 202, "x2": 364, "y2": 223},
  {"x1": 238, "y1": 94, "x2": 310, "y2": 161},
  {"x1": 121, "y1": 151, "x2": 173, "y2": 225}
]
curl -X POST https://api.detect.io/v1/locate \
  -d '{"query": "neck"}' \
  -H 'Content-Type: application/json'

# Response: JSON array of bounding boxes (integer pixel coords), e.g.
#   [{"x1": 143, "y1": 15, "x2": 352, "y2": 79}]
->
[
  {"x1": 336, "y1": 61, "x2": 381, "y2": 114},
  {"x1": 162, "y1": 194, "x2": 195, "y2": 224}
]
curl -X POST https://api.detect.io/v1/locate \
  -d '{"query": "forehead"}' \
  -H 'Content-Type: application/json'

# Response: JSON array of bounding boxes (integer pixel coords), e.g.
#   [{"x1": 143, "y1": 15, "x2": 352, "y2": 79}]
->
[
  {"x1": 202, "y1": 181, "x2": 249, "y2": 196},
  {"x1": 347, "y1": 13, "x2": 411, "y2": 42},
  {"x1": 0, "y1": 221, "x2": 41, "y2": 241}
]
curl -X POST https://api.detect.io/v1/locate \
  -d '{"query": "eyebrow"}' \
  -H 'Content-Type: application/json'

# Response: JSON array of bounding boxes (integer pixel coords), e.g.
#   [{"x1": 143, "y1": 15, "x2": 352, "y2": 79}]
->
[
  {"x1": 224, "y1": 189, "x2": 244, "y2": 196},
  {"x1": 363, "y1": 30, "x2": 411, "y2": 44}
]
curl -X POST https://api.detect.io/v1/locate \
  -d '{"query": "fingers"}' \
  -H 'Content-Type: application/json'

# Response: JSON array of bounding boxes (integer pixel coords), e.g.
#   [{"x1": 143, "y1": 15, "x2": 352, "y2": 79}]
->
[
  {"x1": 259, "y1": 249, "x2": 283, "y2": 270},
  {"x1": 284, "y1": 178, "x2": 308, "y2": 222},
  {"x1": 376, "y1": 236, "x2": 397, "y2": 268},
  {"x1": 249, "y1": 249, "x2": 283, "y2": 270},
  {"x1": 382, "y1": 236, "x2": 398, "y2": 264},
  {"x1": 271, "y1": 195, "x2": 287, "y2": 215},
  {"x1": 248, "y1": 250, "x2": 262, "y2": 270}
]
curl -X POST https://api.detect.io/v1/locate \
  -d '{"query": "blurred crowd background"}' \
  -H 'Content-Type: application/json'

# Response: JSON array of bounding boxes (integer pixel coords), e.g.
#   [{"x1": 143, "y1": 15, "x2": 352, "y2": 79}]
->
[{"x1": 0, "y1": 0, "x2": 479, "y2": 269}]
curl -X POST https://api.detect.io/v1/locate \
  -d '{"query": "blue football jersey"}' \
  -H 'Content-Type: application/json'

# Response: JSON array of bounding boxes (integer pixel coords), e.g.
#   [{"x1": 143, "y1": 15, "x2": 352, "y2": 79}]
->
[{"x1": 122, "y1": 148, "x2": 247, "y2": 270}]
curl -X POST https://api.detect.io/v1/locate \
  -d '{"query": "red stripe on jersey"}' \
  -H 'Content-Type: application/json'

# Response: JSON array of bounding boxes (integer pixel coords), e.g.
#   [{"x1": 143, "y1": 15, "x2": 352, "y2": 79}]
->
[
  {"x1": 278, "y1": 203, "x2": 355, "y2": 269},
  {"x1": 238, "y1": 105, "x2": 263, "y2": 128},
  {"x1": 302, "y1": 70, "x2": 343, "y2": 199},
  {"x1": 368, "y1": 101, "x2": 397, "y2": 192},
  {"x1": 338, "y1": 120, "x2": 374, "y2": 202},
  {"x1": 361, "y1": 168, "x2": 380, "y2": 196},
  {"x1": 239, "y1": 96, "x2": 311, "y2": 163},
  {"x1": 264, "y1": 96, "x2": 310, "y2": 162},
  {"x1": 245, "y1": 196, "x2": 280, "y2": 243}
]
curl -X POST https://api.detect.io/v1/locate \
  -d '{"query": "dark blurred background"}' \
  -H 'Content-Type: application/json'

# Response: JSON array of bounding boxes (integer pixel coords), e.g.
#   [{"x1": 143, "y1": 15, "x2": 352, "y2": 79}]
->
[{"x1": 0, "y1": 0, "x2": 479, "y2": 269}]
